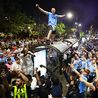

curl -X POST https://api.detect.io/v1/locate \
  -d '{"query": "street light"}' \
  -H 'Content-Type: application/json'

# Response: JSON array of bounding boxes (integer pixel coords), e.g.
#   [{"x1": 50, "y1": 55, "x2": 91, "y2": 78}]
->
[
  {"x1": 75, "y1": 22, "x2": 82, "y2": 28},
  {"x1": 78, "y1": 23, "x2": 82, "y2": 27},
  {"x1": 34, "y1": 23, "x2": 36, "y2": 26},
  {"x1": 28, "y1": 26, "x2": 31, "y2": 29},
  {"x1": 75, "y1": 22, "x2": 78, "y2": 25},
  {"x1": 66, "y1": 12, "x2": 73, "y2": 19}
]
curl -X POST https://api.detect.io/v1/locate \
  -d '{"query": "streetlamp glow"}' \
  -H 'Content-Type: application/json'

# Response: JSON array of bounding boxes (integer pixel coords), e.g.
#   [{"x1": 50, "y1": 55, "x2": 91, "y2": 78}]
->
[
  {"x1": 28, "y1": 26, "x2": 31, "y2": 29},
  {"x1": 67, "y1": 12, "x2": 73, "y2": 19},
  {"x1": 75, "y1": 22, "x2": 78, "y2": 25},
  {"x1": 78, "y1": 24, "x2": 82, "y2": 27}
]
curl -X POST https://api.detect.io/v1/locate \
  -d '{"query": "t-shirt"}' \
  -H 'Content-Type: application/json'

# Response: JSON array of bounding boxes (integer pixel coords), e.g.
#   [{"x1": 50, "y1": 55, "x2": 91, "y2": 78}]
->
[
  {"x1": 38, "y1": 84, "x2": 50, "y2": 98},
  {"x1": 10, "y1": 62, "x2": 22, "y2": 71},
  {"x1": 51, "y1": 85, "x2": 62, "y2": 97},
  {"x1": 79, "y1": 75, "x2": 87, "y2": 93},
  {"x1": 31, "y1": 77, "x2": 37, "y2": 90},
  {"x1": 48, "y1": 12, "x2": 58, "y2": 28}
]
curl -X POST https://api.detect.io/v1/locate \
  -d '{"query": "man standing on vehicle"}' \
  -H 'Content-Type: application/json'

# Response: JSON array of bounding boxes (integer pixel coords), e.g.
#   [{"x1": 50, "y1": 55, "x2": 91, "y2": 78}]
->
[{"x1": 36, "y1": 4, "x2": 65, "y2": 44}]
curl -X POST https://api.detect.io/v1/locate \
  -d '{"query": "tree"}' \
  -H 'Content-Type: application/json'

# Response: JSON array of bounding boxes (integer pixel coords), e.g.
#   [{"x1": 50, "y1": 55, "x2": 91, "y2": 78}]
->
[
  {"x1": 36, "y1": 23, "x2": 48, "y2": 37},
  {"x1": 56, "y1": 23, "x2": 65, "y2": 36},
  {"x1": 56, "y1": 22, "x2": 73, "y2": 38}
]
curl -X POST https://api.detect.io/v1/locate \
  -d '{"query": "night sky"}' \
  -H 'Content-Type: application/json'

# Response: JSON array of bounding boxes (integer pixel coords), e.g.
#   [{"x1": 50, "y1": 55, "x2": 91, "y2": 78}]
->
[
  {"x1": 31, "y1": 0, "x2": 98, "y2": 30},
  {"x1": 1, "y1": 0, "x2": 98, "y2": 30}
]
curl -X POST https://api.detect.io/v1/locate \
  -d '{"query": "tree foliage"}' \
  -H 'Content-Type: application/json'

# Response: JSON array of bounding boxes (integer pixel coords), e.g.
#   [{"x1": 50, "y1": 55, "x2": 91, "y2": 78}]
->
[
  {"x1": 56, "y1": 23, "x2": 65, "y2": 36},
  {"x1": 0, "y1": 0, "x2": 73, "y2": 38},
  {"x1": 56, "y1": 22, "x2": 73, "y2": 37}
]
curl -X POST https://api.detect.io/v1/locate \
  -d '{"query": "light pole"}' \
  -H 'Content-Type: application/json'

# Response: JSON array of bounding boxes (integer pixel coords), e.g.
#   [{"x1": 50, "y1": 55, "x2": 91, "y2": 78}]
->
[
  {"x1": 78, "y1": 23, "x2": 82, "y2": 27},
  {"x1": 75, "y1": 22, "x2": 78, "y2": 25},
  {"x1": 75, "y1": 22, "x2": 82, "y2": 29},
  {"x1": 74, "y1": 22, "x2": 82, "y2": 39}
]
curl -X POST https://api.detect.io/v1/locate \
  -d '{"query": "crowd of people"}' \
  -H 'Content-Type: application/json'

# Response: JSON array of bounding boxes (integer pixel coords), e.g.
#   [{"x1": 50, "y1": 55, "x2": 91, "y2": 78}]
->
[
  {"x1": 62, "y1": 45, "x2": 98, "y2": 98},
  {"x1": 0, "y1": 1, "x2": 98, "y2": 98},
  {"x1": 0, "y1": 38, "x2": 63, "y2": 98},
  {"x1": 0, "y1": 36, "x2": 98, "y2": 98}
]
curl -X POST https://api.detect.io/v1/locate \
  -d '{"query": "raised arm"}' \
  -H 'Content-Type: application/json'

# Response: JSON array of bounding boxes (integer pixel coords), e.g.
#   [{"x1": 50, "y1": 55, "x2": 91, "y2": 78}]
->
[
  {"x1": 18, "y1": 71, "x2": 29, "y2": 85},
  {"x1": 79, "y1": 77, "x2": 95, "y2": 91},
  {"x1": 35, "y1": 68, "x2": 41, "y2": 85},
  {"x1": 69, "y1": 63, "x2": 81, "y2": 77},
  {"x1": 40, "y1": 65, "x2": 53, "y2": 73},
  {"x1": 36, "y1": 4, "x2": 48, "y2": 15},
  {"x1": 57, "y1": 14, "x2": 66, "y2": 18}
]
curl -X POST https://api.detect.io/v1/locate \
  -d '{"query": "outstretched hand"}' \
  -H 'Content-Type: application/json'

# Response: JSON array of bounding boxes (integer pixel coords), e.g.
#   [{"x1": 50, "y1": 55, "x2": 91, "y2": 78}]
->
[
  {"x1": 36, "y1": 4, "x2": 39, "y2": 7},
  {"x1": 79, "y1": 77, "x2": 84, "y2": 82},
  {"x1": 40, "y1": 65, "x2": 44, "y2": 68},
  {"x1": 69, "y1": 63, "x2": 74, "y2": 69}
]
